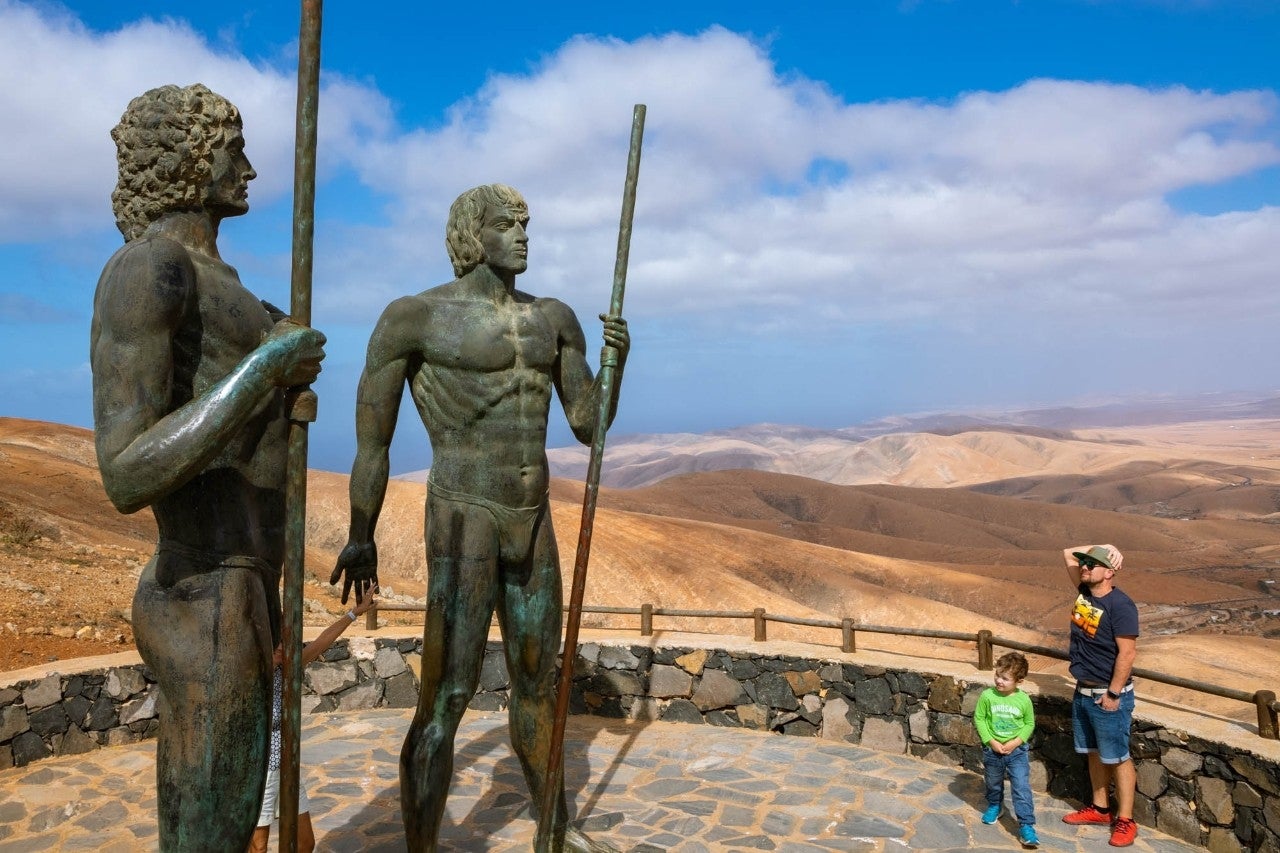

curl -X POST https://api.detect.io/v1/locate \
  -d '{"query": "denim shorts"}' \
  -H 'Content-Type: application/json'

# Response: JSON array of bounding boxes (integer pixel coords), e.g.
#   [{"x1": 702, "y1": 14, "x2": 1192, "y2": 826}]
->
[{"x1": 1072, "y1": 688, "x2": 1134, "y2": 764}]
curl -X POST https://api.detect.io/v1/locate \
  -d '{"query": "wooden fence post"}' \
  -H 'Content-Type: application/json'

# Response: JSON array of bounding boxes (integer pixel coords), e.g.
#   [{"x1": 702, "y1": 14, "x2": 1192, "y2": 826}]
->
[
  {"x1": 304, "y1": 599, "x2": 1280, "y2": 743},
  {"x1": 977, "y1": 630, "x2": 993, "y2": 670},
  {"x1": 1255, "y1": 690, "x2": 1278, "y2": 739}
]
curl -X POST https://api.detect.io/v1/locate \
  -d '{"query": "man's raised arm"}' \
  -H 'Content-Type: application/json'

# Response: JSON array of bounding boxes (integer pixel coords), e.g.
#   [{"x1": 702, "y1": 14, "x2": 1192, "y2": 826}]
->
[{"x1": 1063, "y1": 547, "x2": 1086, "y2": 585}]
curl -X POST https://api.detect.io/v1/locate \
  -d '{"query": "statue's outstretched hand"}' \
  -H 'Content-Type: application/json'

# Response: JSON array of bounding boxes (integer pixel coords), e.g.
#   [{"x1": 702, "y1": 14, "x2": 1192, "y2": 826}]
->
[{"x1": 330, "y1": 540, "x2": 379, "y2": 604}]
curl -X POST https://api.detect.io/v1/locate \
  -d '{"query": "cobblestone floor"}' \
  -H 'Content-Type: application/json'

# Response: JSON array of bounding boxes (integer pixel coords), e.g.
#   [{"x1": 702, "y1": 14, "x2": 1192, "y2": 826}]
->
[{"x1": 0, "y1": 708, "x2": 1203, "y2": 851}]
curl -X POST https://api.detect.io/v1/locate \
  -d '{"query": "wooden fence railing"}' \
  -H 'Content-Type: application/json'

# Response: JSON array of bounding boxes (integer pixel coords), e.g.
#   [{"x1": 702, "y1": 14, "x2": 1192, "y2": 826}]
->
[{"x1": 368, "y1": 601, "x2": 1279, "y2": 740}]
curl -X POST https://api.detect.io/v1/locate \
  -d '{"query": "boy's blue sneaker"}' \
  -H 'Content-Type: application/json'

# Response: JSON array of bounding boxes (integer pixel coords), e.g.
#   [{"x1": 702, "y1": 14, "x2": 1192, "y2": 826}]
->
[
  {"x1": 1019, "y1": 824, "x2": 1039, "y2": 848},
  {"x1": 982, "y1": 804, "x2": 1002, "y2": 824}
]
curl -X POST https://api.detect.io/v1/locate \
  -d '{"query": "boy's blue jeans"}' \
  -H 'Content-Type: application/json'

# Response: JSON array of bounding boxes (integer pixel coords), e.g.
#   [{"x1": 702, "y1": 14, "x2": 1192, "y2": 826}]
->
[{"x1": 983, "y1": 743, "x2": 1035, "y2": 825}]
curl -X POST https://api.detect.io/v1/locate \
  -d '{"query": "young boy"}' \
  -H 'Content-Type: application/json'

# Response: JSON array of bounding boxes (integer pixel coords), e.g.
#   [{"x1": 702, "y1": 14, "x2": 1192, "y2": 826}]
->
[{"x1": 974, "y1": 651, "x2": 1039, "y2": 849}]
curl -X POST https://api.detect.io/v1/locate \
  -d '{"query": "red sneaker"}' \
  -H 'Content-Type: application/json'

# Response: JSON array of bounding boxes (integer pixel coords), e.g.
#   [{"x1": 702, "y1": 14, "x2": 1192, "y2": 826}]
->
[
  {"x1": 1109, "y1": 817, "x2": 1138, "y2": 847},
  {"x1": 1062, "y1": 804, "x2": 1111, "y2": 825}
]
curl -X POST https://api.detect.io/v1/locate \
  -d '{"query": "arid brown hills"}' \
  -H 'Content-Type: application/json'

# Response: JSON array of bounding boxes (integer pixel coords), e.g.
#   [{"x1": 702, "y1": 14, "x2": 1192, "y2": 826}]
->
[
  {"x1": 541, "y1": 416, "x2": 1280, "y2": 493},
  {"x1": 3, "y1": 415, "x2": 1279, "y2": 724}
]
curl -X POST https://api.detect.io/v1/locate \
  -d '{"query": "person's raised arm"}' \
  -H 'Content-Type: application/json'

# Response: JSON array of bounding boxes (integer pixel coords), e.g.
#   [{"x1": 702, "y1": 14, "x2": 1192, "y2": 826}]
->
[
  {"x1": 92, "y1": 241, "x2": 324, "y2": 514},
  {"x1": 300, "y1": 591, "x2": 378, "y2": 666},
  {"x1": 1063, "y1": 546, "x2": 1089, "y2": 586},
  {"x1": 552, "y1": 302, "x2": 630, "y2": 445},
  {"x1": 330, "y1": 301, "x2": 416, "y2": 603}
]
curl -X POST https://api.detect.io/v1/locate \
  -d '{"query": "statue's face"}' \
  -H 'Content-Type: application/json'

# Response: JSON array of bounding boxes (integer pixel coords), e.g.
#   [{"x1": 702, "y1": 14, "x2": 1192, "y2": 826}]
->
[
  {"x1": 479, "y1": 203, "x2": 529, "y2": 275},
  {"x1": 205, "y1": 125, "x2": 255, "y2": 218}
]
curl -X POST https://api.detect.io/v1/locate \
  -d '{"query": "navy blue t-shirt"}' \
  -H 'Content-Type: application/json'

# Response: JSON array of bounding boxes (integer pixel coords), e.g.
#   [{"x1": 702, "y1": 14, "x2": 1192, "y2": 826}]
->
[{"x1": 1068, "y1": 584, "x2": 1139, "y2": 686}]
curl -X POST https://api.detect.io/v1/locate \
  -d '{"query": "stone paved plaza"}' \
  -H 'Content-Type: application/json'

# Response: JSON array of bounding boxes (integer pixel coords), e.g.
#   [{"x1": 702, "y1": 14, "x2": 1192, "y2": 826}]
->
[{"x1": 0, "y1": 707, "x2": 1205, "y2": 852}]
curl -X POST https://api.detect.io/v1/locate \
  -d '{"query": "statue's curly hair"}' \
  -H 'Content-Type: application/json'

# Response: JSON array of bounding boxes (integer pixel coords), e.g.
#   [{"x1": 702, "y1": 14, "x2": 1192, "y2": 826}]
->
[
  {"x1": 444, "y1": 184, "x2": 528, "y2": 277},
  {"x1": 110, "y1": 84, "x2": 242, "y2": 242}
]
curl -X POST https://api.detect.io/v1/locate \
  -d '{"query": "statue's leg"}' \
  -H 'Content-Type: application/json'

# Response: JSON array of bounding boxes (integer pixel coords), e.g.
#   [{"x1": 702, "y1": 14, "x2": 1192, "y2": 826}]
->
[
  {"x1": 401, "y1": 499, "x2": 499, "y2": 851},
  {"x1": 133, "y1": 557, "x2": 273, "y2": 852},
  {"x1": 497, "y1": 512, "x2": 570, "y2": 844}
]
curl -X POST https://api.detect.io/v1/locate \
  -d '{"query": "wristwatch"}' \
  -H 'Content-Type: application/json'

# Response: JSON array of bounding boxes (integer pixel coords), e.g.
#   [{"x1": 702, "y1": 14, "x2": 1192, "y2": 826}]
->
[{"x1": 1105, "y1": 689, "x2": 1120, "y2": 700}]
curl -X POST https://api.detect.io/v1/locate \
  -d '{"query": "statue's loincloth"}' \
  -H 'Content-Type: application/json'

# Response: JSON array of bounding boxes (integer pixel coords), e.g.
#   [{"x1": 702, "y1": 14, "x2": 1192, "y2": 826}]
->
[
  {"x1": 427, "y1": 477, "x2": 548, "y2": 565},
  {"x1": 152, "y1": 538, "x2": 281, "y2": 641},
  {"x1": 154, "y1": 539, "x2": 278, "y2": 583}
]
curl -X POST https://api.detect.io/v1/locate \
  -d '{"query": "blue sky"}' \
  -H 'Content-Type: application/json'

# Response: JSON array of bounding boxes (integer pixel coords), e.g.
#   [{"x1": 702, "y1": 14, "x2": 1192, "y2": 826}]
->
[{"x1": 1, "y1": 0, "x2": 1278, "y2": 474}]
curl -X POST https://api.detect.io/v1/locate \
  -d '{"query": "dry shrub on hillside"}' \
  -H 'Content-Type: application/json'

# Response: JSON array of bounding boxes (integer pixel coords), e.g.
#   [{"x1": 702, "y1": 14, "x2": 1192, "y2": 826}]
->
[{"x1": 0, "y1": 501, "x2": 60, "y2": 546}]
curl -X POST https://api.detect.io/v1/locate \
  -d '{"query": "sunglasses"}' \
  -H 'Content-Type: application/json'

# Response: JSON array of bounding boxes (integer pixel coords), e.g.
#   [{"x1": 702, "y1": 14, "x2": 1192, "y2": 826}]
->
[{"x1": 1078, "y1": 559, "x2": 1106, "y2": 570}]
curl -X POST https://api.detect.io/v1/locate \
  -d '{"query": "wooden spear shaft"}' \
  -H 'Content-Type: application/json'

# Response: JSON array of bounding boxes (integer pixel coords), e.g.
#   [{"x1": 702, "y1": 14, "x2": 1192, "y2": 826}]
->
[
  {"x1": 280, "y1": 2, "x2": 322, "y2": 850},
  {"x1": 536, "y1": 104, "x2": 646, "y2": 853}
]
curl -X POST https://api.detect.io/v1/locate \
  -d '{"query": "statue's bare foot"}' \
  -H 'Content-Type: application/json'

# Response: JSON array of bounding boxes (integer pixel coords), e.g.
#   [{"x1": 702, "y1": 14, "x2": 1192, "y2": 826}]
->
[{"x1": 565, "y1": 826, "x2": 619, "y2": 853}]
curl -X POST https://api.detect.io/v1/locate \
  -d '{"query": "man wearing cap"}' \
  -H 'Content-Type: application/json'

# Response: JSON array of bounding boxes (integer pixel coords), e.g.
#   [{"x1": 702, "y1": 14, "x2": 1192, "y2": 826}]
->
[{"x1": 1060, "y1": 544, "x2": 1140, "y2": 847}]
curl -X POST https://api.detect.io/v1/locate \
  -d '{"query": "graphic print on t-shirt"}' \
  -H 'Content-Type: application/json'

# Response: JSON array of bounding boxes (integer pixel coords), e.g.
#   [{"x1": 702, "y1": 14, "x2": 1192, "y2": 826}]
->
[{"x1": 1071, "y1": 594, "x2": 1103, "y2": 637}]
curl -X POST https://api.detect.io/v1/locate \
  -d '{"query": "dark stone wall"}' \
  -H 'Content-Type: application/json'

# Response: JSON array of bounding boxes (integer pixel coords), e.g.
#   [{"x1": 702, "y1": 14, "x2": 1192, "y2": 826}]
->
[{"x1": 2, "y1": 638, "x2": 1277, "y2": 850}]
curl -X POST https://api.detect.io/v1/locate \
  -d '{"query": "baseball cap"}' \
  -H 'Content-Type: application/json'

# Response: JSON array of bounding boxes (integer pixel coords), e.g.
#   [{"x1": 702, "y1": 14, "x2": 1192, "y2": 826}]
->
[{"x1": 1072, "y1": 545, "x2": 1120, "y2": 570}]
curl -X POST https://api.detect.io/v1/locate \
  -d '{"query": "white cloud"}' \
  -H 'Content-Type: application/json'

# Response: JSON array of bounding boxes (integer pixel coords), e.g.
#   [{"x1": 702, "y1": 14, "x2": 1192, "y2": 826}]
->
[
  {"x1": 318, "y1": 28, "x2": 1280, "y2": 336},
  {"x1": 0, "y1": 0, "x2": 390, "y2": 242},
  {"x1": 4, "y1": 6, "x2": 1278, "y2": 344}
]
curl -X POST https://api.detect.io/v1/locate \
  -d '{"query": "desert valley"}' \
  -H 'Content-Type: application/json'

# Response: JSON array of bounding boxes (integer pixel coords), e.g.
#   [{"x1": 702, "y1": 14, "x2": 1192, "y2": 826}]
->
[{"x1": 3, "y1": 401, "x2": 1280, "y2": 724}]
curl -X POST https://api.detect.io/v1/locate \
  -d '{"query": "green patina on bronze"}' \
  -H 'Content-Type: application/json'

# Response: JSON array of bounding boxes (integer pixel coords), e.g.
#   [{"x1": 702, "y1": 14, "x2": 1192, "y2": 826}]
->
[
  {"x1": 331, "y1": 184, "x2": 629, "y2": 852},
  {"x1": 90, "y1": 83, "x2": 327, "y2": 852}
]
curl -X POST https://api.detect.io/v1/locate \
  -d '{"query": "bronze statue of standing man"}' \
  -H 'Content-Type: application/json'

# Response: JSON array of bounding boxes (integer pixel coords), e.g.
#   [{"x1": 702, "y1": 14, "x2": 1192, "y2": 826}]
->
[
  {"x1": 331, "y1": 184, "x2": 628, "y2": 851},
  {"x1": 91, "y1": 84, "x2": 326, "y2": 851}
]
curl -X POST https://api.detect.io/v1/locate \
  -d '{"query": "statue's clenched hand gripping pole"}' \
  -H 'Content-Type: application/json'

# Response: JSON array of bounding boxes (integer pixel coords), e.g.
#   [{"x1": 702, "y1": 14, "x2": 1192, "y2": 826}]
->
[{"x1": 536, "y1": 104, "x2": 646, "y2": 853}]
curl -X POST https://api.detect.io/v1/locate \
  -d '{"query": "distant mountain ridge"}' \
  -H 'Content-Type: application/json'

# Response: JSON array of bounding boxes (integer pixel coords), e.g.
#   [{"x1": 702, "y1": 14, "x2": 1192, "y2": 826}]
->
[
  {"x1": 847, "y1": 391, "x2": 1280, "y2": 435},
  {"x1": 535, "y1": 392, "x2": 1280, "y2": 488}
]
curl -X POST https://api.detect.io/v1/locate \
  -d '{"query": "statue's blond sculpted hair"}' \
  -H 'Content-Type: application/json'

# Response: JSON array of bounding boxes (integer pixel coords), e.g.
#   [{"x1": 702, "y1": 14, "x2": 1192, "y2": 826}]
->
[
  {"x1": 110, "y1": 84, "x2": 242, "y2": 242},
  {"x1": 445, "y1": 184, "x2": 528, "y2": 277}
]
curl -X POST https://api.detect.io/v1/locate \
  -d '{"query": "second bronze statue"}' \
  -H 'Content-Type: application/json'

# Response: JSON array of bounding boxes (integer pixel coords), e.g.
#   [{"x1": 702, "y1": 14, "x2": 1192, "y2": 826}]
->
[{"x1": 330, "y1": 183, "x2": 630, "y2": 852}]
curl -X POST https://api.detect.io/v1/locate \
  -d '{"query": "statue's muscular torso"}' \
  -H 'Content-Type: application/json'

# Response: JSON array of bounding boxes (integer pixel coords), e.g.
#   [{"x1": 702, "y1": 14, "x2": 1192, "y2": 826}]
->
[
  {"x1": 92, "y1": 236, "x2": 289, "y2": 564},
  {"x1": 394, "y1": 282, "x2": 575, "y2": 506}
]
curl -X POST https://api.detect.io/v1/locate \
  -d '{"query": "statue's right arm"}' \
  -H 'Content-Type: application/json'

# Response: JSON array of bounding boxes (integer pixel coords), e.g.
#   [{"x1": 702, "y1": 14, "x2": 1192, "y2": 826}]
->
[
  {"x1": 91, "y1": 241, "x2": 325, "y2": 514},
  {"x1": 331, "y1": 302, "x2": 416, "y2": 602}
]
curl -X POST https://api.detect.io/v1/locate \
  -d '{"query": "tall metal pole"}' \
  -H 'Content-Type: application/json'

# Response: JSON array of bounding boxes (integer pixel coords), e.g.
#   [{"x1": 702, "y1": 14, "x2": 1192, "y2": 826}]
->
[
  {"x1": 280, "y1": 1, "x2": 322, "y2": 850},
  {"x1": 536, "y1": 104, "x2": 645, "y2": 853}
]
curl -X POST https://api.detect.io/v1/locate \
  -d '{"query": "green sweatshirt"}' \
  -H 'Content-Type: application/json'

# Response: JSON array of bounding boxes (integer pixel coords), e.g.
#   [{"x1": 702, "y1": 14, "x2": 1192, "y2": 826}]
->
[{"x1": 974, "y1": 686, "x2": 1035, "y2": 745}]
